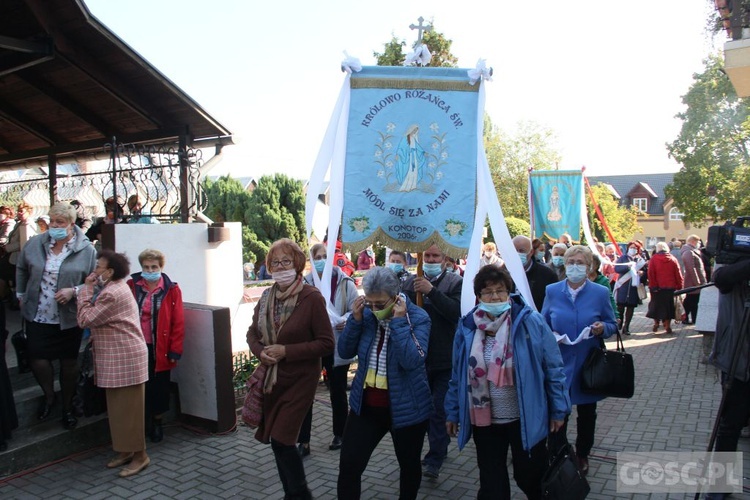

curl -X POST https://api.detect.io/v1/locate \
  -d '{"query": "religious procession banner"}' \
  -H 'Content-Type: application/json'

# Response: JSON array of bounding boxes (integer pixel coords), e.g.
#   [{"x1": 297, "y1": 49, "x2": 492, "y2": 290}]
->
[
  {"x1": 528, "y1": 169, "x2": 584, "y2": 242},
  {"x1": 341, "y1": 66, "x2": 478, "y2": 254}
]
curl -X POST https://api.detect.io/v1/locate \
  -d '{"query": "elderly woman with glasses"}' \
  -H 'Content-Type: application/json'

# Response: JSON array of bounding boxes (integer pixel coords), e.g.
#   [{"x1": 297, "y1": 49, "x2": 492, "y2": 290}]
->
[
  {"x1": 541, "y1": 245, "x2": 618, "y2": 476},
  {"x1": 246, "y1": 238, "x2": 334, "y2": 500},
  {"x1": 445, "y1": 265, "x2": 569, "y2": 499},
  {"x1": 337, "y1": 266, "x2": 432, "y2": 500}
]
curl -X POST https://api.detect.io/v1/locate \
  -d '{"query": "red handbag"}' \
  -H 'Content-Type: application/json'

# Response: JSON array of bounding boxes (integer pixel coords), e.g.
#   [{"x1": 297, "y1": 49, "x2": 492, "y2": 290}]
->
[{"x1": 241, "y1": 364, "x2": 267, "y2": 428}]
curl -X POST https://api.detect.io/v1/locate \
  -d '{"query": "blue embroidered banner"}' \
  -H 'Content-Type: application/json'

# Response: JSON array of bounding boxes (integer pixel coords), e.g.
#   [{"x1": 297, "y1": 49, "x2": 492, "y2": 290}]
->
[
  {"x1": 529, "y1": 170, "x2": 583, "y2": 241},
  {"x1": 342, "y1": 66, "x2": 478, "y2": 253}
]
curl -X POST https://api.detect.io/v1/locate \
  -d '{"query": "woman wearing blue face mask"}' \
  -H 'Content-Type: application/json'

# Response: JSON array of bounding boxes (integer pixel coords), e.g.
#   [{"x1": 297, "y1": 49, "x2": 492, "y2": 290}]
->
[
  {"x1": 337, "y1": 267, "x2": 431, "y2": 500},
  {"x1": 445, "y1": 265, "x2": 570, "y2": 499},
  {"x1": 541, "y1": 245, "x2": 618, "y2": 476},
  {"x1": 15, "y1": 202, "x2": 97, "y2": 430},
  {"x1": 547, "y1": 242, "x2": 568, "y2": 281},
  {"x1": 613, "y1": 241, "x2": 646, "y2": 335},
  {"x1": 299, "y1": 243, "x2": 358, "y2": 455},
  {"x1": 127, "y1": 248, "x2": 184, "y2": 443}
]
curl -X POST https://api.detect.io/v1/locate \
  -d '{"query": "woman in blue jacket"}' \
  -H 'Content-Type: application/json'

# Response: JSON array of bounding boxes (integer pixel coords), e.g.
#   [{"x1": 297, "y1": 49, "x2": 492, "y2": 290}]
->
[
  {"x1": 337, "y1": 266, "x2": 432, "y2": 500},
  {"x1": 542, "y1": 245, "x2": 618, "y2": 475},
  {"x1": 445, "y1": 265, "x2": 570, "y2": 500}
]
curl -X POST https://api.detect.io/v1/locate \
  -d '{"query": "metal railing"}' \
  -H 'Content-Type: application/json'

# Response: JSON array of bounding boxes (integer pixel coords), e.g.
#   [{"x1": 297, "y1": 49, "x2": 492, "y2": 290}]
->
[{"x1": 0, "y1": 139, "x2": 206, "y2": 222}]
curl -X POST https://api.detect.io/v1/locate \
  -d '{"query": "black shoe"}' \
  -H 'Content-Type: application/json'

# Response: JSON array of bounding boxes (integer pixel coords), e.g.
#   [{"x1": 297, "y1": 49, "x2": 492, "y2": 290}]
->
[
  {"x1": 578, "y1": 456, "x2": 589, "y2": 476},
  {"x1": 297, "y1": 443, "x2": 310, "y2": 458},
  {"x1": 150, "y1": 421, "x2": 164, "y2": 443},
  {"x1": 329, "y1": 436, "x2": 343, "y2": 450},
  {"x1": 622, "y1": 329, "x2": 630, "y2": 335},
  {"x1": 423, "y1": 464, "x2": 440, "y2": 479},
  {"x1": 38, "y1": 397, "x2": 56, "y2": 420},
  {"x1": 62, "y1": 411, "x2": 78, "y2": 430}
]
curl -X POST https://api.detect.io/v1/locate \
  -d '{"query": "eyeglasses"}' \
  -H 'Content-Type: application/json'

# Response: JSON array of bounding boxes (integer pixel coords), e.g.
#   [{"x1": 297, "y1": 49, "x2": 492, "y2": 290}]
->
[
  {"x1": 270, "y1": 259, "x2": 293, "y2": 269},
  {"x1": 479, "y1": 288, "x2": 508, "y2": 300},
  {"x1": 364, "y1": 296, "x2": 396, "y2": 311}
]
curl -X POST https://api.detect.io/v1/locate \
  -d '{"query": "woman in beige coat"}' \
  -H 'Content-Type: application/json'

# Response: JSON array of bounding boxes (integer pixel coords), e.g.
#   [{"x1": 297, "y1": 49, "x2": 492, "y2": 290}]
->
[{"x1": 77, "y1": 250, "x2": 149, "y2": 478}]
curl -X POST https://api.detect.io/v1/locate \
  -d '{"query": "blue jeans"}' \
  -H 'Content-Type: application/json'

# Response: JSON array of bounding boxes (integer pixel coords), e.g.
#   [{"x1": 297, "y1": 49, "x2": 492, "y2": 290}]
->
[{"x1": 422, "y1": 368, "x2": 451, "y2": 469}]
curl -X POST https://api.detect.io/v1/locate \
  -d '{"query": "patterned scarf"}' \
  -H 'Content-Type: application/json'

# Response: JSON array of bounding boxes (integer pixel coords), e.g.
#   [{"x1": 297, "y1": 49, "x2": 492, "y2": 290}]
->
[
  {"x1": 257, "y1": 277, "x2": 304, "y2": 393},
  {"x1": 364, "y1": 319, "x2": 390, "y2": 390},
  {"x1": 468, "y1": 310, "x2": 513, "y2": 426}
]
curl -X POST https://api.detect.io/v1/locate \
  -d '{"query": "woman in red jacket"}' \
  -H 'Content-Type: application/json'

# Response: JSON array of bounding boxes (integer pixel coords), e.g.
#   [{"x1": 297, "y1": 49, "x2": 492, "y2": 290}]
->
[
  {"x1": 646, "y1": 242, "x2": 683, "y2": 334},
  {"x1": 127, "y1": 249, "x2": 185, "y2": 442}
]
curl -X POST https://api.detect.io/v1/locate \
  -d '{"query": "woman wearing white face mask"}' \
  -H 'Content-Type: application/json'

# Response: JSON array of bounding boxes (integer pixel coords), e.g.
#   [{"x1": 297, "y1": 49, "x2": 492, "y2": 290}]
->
[
  {"x1": 298, "y1": 243, "x2": 358, "y2": 455},
  {"x1": 614, "y1": 241, "x2": 646, "y2": 335},
  {"x1": 15, "y1": 202, "x2": 97, "y2": 430},
  {"x1": 446, "y1": 265, "x2": 570, "y2": 499},
  {"x1": 541, "y1": 245, "x2": 618, "y2": 476},
  {"x1": 246, "y1": 238, "x2": 334, "y2": 499}
]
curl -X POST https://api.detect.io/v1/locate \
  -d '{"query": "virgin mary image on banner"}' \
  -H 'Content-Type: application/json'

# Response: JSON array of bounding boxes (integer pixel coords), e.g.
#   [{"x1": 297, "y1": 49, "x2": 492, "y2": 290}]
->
[{"x1": 396, "y1": 124, "x2": 425, "y2": 192}]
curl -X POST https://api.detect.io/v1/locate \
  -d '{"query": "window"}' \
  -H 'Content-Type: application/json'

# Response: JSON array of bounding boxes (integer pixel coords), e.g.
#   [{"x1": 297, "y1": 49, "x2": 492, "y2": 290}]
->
[
  {"x1": 633, "y1": 198, "x2": 648, "y2": 212},
  {"x1": 669, "y1": 207, "x2": 683, "y2": 221}
]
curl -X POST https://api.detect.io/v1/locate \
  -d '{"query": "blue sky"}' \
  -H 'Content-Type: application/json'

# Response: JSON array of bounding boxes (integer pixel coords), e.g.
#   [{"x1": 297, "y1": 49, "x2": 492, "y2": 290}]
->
[{"x1": 85, "y1": 0, "x2": 717, "y2": 181}]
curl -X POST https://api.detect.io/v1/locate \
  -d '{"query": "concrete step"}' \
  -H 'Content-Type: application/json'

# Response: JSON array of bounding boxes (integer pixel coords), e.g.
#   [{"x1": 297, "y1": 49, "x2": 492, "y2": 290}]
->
[{"x1": 0, "y1": 414, "x2": 110, "y2": 477}]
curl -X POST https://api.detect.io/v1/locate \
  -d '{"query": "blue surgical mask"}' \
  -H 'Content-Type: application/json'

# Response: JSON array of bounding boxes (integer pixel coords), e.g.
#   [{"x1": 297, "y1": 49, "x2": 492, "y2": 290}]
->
[
  {"x1": 48, "y1": 227, "x2": 68, "y2": 241},
  {"x1": 141, "y1": 271, "x2": 161, "y2": 282},
  {"x1": 478, "y1": 300, "x2": 511, "y2": 317},
  {"x1": 313, "y1": 260, "x2": 325, "y2": 273},
  {"x1": 566, "y1": 264, "x2": 588, "y2": 283},
  {"x1": 388, "y1": 263, "x2": 404, "y2": 274},
  {"x1": 551, "y1": 256, "x2": 564, "y2": 267},
  {"x1": 627, "y1": 248, "x2": 638, "y2": 257},
  {"x1": 536, "y1": 251, "x2": 545, "y2": 262},
  {"x1": 518, "y1": 252, "x2": 528, "y2": 265},
  {"x1": 422, "y1": 262, "x2": 442, "y2": 277}
]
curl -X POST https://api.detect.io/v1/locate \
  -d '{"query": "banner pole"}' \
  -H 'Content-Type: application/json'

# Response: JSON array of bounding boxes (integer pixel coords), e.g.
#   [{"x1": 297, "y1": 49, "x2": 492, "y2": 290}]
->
[
  {"x1": 416, "y1": 252, "x2": 424, "y2": 307},
  {"x1": 584, "y1": 175, "x2": 622, "y2": 255}
]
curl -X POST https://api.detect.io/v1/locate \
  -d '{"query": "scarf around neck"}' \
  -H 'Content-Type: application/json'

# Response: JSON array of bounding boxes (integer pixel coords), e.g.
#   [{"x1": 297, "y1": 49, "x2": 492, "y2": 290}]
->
[
  {"x1": 257, "y1": 277, "x2": 304, "y2": 393},
  {"x1": 468, "y1": 309, "x2": 513, "y2": 426},
  {"x1": 365, "y1": 319, "x2": 391, "y2": 390}
]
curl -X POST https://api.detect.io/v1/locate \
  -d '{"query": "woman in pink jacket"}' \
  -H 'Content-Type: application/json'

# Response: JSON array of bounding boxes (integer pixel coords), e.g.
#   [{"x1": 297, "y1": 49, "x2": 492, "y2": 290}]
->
[{"x1": 77, "y1": 250, "x2": 149, "y2": 478}]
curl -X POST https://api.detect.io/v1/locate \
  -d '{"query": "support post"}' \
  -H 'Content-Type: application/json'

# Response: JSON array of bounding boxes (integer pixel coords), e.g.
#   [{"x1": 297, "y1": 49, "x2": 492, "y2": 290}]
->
[{"x1": 47, "y1": 153, "x2": 57, "y2": 206}]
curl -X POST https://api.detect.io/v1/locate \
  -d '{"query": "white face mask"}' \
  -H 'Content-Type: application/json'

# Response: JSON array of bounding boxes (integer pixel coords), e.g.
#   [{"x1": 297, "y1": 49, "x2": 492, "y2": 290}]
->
[
  {"x1": 627, "y1": 248, "x2": 638, "y2": 257},
  {"x1": 273, "y1": 269, "x2": 297, "y2": 288}
]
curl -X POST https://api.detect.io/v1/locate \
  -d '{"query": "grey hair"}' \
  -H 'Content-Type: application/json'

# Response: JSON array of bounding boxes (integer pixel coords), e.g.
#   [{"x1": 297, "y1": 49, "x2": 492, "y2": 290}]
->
[
  {"x1": 564, "y1": 245, "x2": 593, "y2": 267},
  {"x1": 655, "y1": 241, "x2": 670, "y2": 253},
  {"x1": 362, "y1": 267, "x2": 400, "y2": 297},
  {"x1": 48, "y1": 202, "x2": 77, "y2": 224},
  {"x1": 552, "y1": 243, "x2": 568, "y2": 254}
]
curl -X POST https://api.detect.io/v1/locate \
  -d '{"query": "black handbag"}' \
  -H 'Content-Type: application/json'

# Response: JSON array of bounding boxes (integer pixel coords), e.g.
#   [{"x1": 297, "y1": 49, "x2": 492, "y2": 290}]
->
[
  {"x1": 72, "y1": 341, "x2": 107, "y2": 417},
  {"x1": 541, "y1": 433, "x2": 590, "y2": 499},
  {"x1": 580, "y1": 331, "x2": 634, "y2": 398},
  {"x1": 10, "y1": 320, "x2": 30, "y2": 374}
]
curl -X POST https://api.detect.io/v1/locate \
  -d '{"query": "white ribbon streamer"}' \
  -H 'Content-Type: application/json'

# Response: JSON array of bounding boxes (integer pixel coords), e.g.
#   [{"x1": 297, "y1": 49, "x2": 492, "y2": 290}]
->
[{"x1": 404, "y1": 44, "x2": 432, "y2": 66}]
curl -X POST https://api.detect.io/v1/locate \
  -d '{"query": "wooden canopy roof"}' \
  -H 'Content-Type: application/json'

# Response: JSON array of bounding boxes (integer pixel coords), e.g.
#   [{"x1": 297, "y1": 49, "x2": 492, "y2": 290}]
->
[{"x1": 0, "y1": 0, "x2": 232, "y2": 170}]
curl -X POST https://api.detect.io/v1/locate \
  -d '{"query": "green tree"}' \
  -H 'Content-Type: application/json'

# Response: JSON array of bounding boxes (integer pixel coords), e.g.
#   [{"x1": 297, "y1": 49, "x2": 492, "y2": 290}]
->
[
  {"x1": 374, "y1": 23, "x2": 458, "y2": 67},
  {"x1": 585, "y1": 183, "x2": 641, "y2": 242},
  {"x1": 666, "y1": 54, "x2": 750, "y2": 224},
  {"x1": 203, "y1": 175, "x2": 251, "y2": 223},
  {"x1": 485, "y1": 117, "x2": 562, "y2": 220},
  {"x1": 244, "y1": 173, "x2": 307, "y2": 253}
]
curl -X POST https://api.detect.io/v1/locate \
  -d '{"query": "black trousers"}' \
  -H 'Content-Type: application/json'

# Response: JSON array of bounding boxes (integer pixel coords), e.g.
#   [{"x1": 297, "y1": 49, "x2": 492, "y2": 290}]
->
[
  {"x1": 298, "y1": 355, "x2": 349, "y2": 443},
  {"x1": 715, "y1": 375, "x2": 750, "y2": 453},
  {"x1": 472, "y1": 421, "x2": 547, "y2": 500},
  {"x1": 560, "y1": 402, "x2": 597, "y2": 459},
  {"x1": 683, "y1": 294, "x2": 700, "y2": 323},
  {"x1": 271, "y1": 438, "x2": 312, "y2": 499},
  {"x1": 338, "y1": 406, "x2": 428, "y2": 500}
]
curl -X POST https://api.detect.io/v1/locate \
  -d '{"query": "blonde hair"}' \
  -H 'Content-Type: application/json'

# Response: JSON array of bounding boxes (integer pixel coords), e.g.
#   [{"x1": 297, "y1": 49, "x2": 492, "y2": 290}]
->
[
  {"x1": 138, "y1": 248, "x2": 165, "y2": 268},
  {"x1": 564, "y1": 245, "x2": 593, "y2": 267}
]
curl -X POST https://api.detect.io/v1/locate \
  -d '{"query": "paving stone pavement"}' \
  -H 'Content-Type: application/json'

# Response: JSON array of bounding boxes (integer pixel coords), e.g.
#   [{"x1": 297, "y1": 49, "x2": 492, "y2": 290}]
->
[{"x1": 1, "y1": 302, "x2": 749, "y2": 499}]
